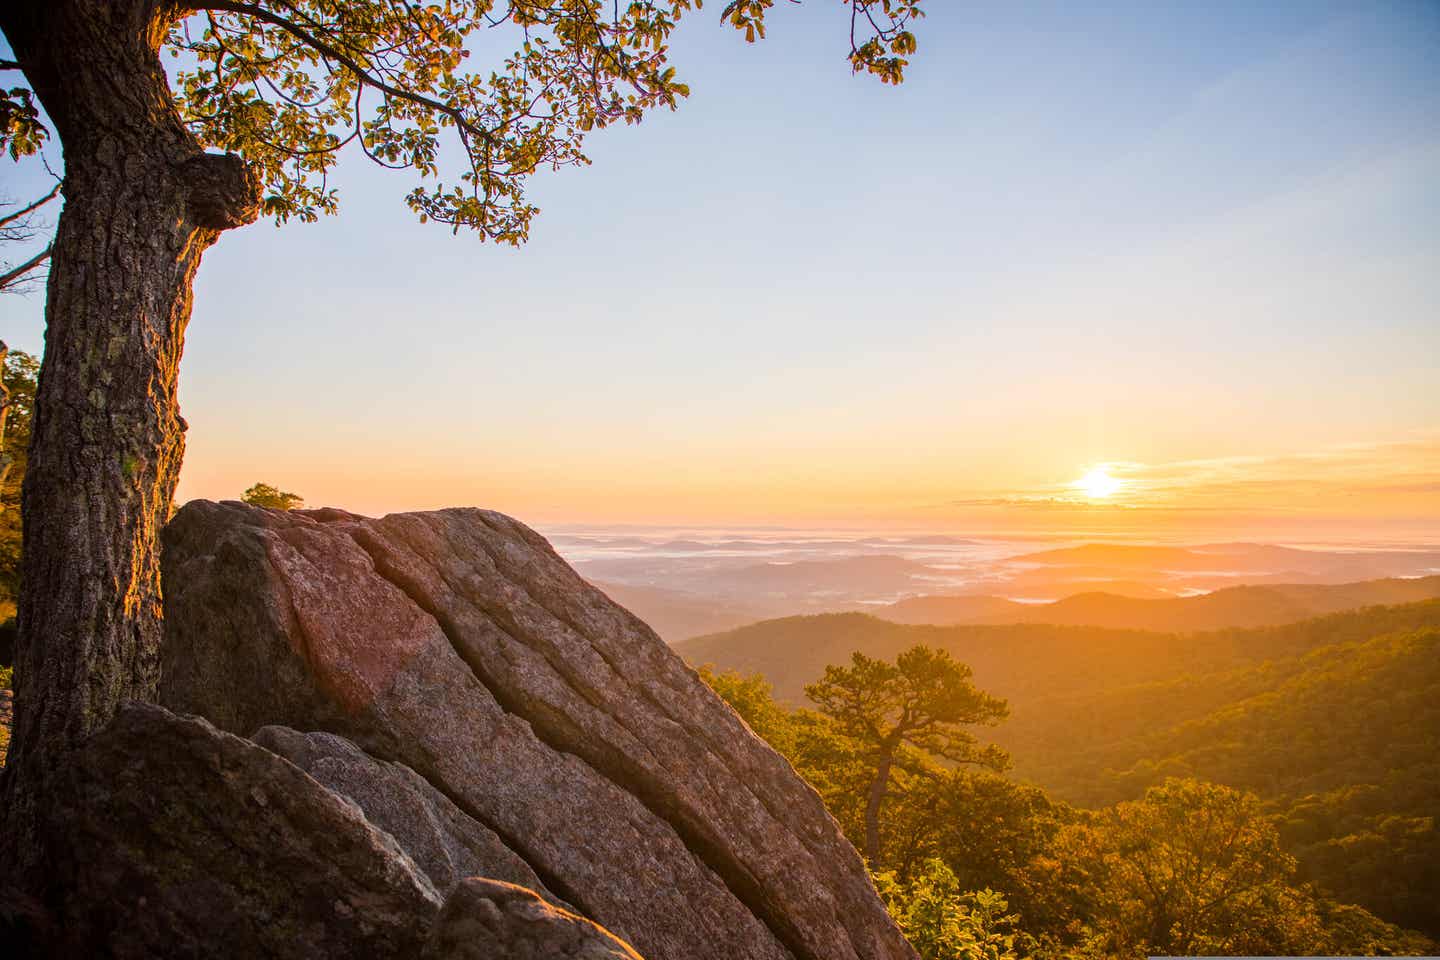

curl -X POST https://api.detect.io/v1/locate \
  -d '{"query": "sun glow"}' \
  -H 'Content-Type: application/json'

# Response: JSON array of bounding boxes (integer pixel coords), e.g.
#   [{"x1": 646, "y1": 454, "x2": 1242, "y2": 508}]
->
[{"x1": 1075, "y1": 466, "x2": 1123, "y2": 500}]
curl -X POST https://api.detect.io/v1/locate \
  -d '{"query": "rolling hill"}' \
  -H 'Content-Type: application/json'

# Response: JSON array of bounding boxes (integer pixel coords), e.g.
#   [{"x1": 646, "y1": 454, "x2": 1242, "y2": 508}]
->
[
  {"x1": 1013, "y1": 542, "x2": 1440, "y2": 579},
  {"x1": 876, "y1": 575, "x2": 1440, "y2": 631},
  {"x1": 675, "y1": 598, "x2": 1440, "y2": 710},
  {"x1": 679, "y1": 599, "x2": 1440, "y2": 936}
]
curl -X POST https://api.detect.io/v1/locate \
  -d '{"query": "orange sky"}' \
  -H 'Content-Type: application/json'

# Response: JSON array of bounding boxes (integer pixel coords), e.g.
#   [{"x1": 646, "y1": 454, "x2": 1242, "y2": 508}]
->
[
  {"x1": 5, "y1": 4, "x2": 1436, "y2": 541},
  {"x1": 175, "y1": 429, "x2": 1440, "y2": 541}
]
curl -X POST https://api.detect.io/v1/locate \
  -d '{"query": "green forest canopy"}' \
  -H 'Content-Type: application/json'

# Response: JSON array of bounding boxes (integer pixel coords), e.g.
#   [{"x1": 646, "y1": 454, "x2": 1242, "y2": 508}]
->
[{"x1": 691, "y1": 599, "x2": 1440, "y2": 947}]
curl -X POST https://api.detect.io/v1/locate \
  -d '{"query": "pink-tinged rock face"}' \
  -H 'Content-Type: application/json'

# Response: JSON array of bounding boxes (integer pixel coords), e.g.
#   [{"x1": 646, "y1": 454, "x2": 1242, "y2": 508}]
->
[
  {"x1": 161, "y1": 500, "x2": 919, "y2": 960},
  {"x1": 260, "y1": 522, "x2": 441, "y2": 716}
]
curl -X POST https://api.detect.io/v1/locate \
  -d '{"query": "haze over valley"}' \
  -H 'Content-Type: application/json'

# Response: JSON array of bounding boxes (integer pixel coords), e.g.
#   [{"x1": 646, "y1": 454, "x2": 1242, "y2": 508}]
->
[{"x1": 553, "y1": 529, "x2": 1440, "y2": 641}]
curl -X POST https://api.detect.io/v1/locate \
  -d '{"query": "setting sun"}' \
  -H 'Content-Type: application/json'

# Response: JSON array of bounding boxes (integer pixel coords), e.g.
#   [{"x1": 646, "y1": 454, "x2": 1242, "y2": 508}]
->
[{"x1": 1075, "y1": 466, "x2": 1123, "y2": 500}]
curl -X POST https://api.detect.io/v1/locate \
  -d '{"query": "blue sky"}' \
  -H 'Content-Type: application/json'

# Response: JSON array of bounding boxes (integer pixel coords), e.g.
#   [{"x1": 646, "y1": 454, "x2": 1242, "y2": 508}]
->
[{"x1": 2, "y1": 0, "x2": 1437, "y2": 530}]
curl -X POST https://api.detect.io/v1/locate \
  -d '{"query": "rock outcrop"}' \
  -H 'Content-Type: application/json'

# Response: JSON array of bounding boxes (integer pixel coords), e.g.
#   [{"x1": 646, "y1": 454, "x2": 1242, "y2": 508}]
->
[
  {"x1": 48, "y1": 702, "x2": 443, "y2": 959},
  {"x1": 42, "y1": 702, "x2": 645, "y2": 959},
  {"x1": 161, "y1": 501, "x2": 916, "y2": 960},
  {"x1": 251, "y1": 724, "x2": 563, "y2": 904},
  {"x1": 423, "y1": 878, "x2": 642, "y2": 960}
]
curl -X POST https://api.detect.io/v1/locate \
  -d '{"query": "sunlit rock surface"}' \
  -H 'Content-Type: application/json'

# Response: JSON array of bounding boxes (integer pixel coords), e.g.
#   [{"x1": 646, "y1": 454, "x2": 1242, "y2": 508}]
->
[
  {"x1": 160, "y1": 500, "x2": 916, "y2": 960},
  {"x1": 423, "y1": 878, "x2": 642, "y2": 960}
]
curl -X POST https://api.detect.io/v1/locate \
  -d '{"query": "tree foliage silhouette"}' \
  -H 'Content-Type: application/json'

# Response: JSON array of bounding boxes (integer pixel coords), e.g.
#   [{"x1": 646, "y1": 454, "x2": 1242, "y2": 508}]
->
[
  {"x1": 806, "y1": 645, "x2": 1008, "y2": 862},
  {"x1": 241, "y1": 482, "x2": 303, "y2": 511}
]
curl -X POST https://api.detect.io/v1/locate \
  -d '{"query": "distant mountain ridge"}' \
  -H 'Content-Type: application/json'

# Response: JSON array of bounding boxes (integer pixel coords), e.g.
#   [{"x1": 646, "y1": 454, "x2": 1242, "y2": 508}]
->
[
  {"x1": 1014, "y1": 542, "x2": 1320, "y2": 568},
  {"x1": 877, "y1": 574, "x2": 1440, "y2": 632},
  {"x1": 1013, "y1": 541, "x2": 1440, "y2": 578},
  {"x1": 575, "y1": 533, "x2": 1440, "y2": 642}
]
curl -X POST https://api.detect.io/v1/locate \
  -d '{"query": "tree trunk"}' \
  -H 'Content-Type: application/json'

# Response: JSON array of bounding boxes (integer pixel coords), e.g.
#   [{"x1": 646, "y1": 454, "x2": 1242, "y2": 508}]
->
[
  {"x1": 863, "y1": 747, "x2": 897, "y2": 864},
  {"x1": 0, "y1": 341, "x2": 10, "y2": 502},
  {"x1": 0, "y1": 0, "x2": 260, "y2": 885}
]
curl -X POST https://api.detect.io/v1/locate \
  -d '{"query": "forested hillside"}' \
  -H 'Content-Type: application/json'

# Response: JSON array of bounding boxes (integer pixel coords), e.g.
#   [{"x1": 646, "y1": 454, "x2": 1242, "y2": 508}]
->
[
  {"x1": 1095, "y1": 626, "x2": 1440, "y2": 934},
  {"x1": 701, "y1": 654, "x2": 1437, "y2": 957},
  {"x1": 684, "y1": 600, "x2": 1440, "y2": 941},
  {"x1": 677, "y1": 599, "x2": 1440, "y2": 708}
]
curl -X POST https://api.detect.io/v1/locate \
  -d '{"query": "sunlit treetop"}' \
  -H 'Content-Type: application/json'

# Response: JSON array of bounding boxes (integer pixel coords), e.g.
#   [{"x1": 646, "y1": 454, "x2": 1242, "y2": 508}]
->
[{"x1": 0, "y1": 0, "x2": 918, "y2": 244}]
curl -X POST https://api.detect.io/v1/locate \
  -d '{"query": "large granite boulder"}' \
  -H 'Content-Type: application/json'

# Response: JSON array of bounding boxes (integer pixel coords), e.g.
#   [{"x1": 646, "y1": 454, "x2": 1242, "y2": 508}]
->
[
  {"x1": 161, "y1": 501, "x2": 916, "y2": 960},
  {"x1": 41, "y1": 702, "x2": 644, "y2": 959},
  {"x1": 251, "y1": 724, "x2": 564, "y2": 904},
  {"x1": 47, "y1": 702, "x2": 442, "y2": 959},
  {"x1": 423, "y1": 878, "x2": 641, "y2": 960}
]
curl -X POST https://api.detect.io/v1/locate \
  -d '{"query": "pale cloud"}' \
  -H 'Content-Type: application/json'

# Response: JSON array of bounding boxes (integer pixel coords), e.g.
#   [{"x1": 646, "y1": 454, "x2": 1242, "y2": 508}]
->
[{"x1": 1115, "y1": 435, "x2": 1440, "y2": 511}]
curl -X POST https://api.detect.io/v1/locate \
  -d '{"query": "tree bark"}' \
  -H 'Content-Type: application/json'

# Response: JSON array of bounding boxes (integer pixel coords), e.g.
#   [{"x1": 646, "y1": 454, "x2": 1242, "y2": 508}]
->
[
  {"x1": 0, "y1": 341, "x2": 10, "y2": 501},
  {"x1": 0, "y1": 0, "x2": 260, "y2": 885},
  {"x1": 863, "y1": 744, "x2": 897, "y2": 864}
]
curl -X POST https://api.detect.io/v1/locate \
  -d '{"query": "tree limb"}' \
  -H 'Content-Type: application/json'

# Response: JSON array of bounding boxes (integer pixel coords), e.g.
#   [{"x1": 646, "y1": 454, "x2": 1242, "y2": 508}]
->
[
  {"x1": 0, "y1": 244, "x2": 53, "y2": 290},
  {"x1": 0, "y1": 182, "x2": 61, "y2": 231},
  {"x1": 192, "y1": 0, "x2": 497, "y2": 148}
]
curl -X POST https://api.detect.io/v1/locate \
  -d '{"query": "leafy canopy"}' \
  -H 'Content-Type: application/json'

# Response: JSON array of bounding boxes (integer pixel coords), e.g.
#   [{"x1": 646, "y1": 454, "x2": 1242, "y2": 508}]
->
[
  {"x1": 0, "y1": 78, "x2": 46, "y2": 161},
  {"x1": 872, "y1": 860, "x2": 1020, "y2": 960},
  {"x1": 0, "y1": 0, "x2": 931, "y2": 242},
  {"x1": 1065, "y1": 778, "x2": 1326, "y2": 958},
  {"x1": 806, "y1": 645, "x2": 1009, "y2": 765},
  {"x1": 0, "y1": 348, "x2": 37, "y2": 600},
  {"x1": 805, "y1": 644, "x2": 1009, "y2": 863},
  {"x1": 700, "y1": 665, "x2": 1438, "y2": 959},
  {"x1": 241, "y1": 481, "x2": 304, "y2": 510}
]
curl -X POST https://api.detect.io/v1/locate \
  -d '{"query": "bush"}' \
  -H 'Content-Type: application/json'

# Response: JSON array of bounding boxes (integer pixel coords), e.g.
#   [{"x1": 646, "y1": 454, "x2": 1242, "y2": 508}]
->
[{"x1": 873, "y1": 859, "x2": 1020, "y2": 960}]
